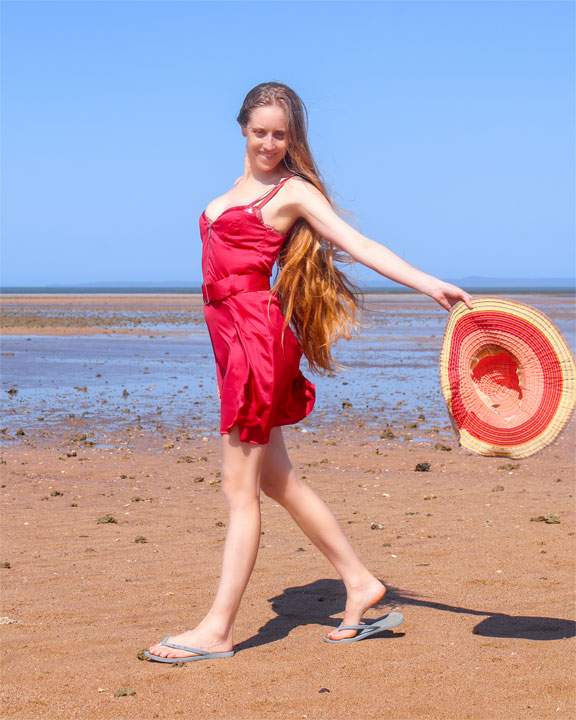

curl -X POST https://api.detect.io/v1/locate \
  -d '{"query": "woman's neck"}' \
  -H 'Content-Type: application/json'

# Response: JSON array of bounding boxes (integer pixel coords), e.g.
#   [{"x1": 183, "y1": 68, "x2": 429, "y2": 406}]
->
[{"x1": 242, "y1": 153, "x2": 287, "y2": 185}]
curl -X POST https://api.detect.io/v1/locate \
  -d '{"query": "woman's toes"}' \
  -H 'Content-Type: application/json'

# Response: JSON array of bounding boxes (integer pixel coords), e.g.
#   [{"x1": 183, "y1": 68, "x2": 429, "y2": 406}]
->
[
  {"x1": 149, "y1": 643, "x2": 173, "y2": 657},
  {"x1": 147, "y1": 639, "x2": 199, "y2": 659},
  {"x1": 327, "y1": 628, "x2": 357, "y2": 641}
]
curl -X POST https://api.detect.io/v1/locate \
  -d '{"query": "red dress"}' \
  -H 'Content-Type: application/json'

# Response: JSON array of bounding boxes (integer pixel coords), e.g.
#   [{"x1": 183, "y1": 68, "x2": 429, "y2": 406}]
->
[{"x1": 199, "y1": 175, "x2": 316, "y2": 444}]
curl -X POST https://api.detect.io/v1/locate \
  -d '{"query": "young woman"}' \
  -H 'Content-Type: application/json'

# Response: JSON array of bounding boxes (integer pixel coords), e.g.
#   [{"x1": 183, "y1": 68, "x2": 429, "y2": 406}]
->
[{"x1": 145, "y1": 82, "x2": 473, "y2": 662}]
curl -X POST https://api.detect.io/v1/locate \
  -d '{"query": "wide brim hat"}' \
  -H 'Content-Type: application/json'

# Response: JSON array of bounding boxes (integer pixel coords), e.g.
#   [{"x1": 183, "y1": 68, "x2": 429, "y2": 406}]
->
[{"x1": 439, "y1": 297, "x2": 575, "y2": 458}]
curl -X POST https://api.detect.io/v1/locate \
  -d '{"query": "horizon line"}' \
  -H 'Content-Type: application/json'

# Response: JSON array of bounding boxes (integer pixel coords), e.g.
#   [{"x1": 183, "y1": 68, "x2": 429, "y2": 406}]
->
[{"x1": 1, "y1": 276, "x2": 575, "y2": 288}]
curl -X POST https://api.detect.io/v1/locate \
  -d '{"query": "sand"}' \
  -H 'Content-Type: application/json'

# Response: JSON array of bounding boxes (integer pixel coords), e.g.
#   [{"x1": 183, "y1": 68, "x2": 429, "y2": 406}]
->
[{"x1": 1, "y1": 294, "x2": 575, "y2": 719}]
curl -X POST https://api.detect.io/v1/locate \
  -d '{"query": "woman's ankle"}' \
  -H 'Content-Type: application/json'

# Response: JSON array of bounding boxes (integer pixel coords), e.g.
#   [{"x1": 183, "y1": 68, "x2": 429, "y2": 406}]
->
[
  {"x1": 343, "y1": 572, "x2": 383, "y2": 594},
  {"x1": 200, "y1": 612, "x2": 235, "y2": 640}
]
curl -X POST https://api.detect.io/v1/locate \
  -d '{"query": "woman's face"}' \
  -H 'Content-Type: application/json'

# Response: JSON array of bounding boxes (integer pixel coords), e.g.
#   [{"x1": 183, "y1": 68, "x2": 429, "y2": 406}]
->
[{"x1": 242, "y1": 104, "x2": 288, "y2": 174}]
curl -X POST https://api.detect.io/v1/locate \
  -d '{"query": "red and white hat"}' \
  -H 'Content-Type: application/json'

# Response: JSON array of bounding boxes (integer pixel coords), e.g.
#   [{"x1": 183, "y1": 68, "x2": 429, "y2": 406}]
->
[{"x1": 439, "y1": 297, "x2": 575, "y2": 458}]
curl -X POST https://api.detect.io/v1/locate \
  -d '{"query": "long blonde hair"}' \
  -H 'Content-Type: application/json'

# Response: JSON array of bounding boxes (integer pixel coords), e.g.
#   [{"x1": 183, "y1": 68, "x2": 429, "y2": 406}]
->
[{"x1": 237, "y1": 82, "x2": 363, "y2": 373}]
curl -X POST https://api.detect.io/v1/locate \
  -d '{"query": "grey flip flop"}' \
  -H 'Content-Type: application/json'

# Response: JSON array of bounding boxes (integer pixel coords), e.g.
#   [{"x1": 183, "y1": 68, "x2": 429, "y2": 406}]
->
[
  {"x1": 143, "y1": 636, "x2": 235, "y2": 663},
  {"x1": 323, "y1": 612, "x2": 404, "y2": 643}
]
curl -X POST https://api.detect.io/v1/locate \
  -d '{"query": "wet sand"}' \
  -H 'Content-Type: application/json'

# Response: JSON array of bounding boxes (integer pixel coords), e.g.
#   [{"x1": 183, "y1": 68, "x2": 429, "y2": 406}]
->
[{"x1": 1, "y1": 293, "x2": 575, "y2": 719}]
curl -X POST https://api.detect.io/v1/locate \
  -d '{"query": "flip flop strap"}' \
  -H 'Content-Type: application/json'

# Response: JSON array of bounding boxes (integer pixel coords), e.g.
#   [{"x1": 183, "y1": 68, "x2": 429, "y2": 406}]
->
[
  {"x1": 161, "y1": 637, "x2": 208, "y2": 655},
  {"x1": 337, "y1": 622, "x2": 374, "y2": 631}
]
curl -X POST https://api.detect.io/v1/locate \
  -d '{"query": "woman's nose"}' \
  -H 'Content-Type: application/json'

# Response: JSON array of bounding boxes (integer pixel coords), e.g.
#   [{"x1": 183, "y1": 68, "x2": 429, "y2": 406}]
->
[{"x1": 263, "y1": 135, "x2": 275, "y2": 150}]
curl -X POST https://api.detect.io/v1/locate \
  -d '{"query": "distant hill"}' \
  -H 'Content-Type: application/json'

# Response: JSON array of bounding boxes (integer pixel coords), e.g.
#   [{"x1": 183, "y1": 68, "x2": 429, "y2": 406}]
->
[{"x1": 359, "y1": 277, "x2": 576, "y2": 292}]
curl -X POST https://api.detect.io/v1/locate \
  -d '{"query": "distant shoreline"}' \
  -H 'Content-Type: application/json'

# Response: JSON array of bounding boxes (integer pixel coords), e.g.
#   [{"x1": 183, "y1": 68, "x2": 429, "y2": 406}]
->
[{"x1": 1, "y1": 286, "x2": 575, "y2": 295}]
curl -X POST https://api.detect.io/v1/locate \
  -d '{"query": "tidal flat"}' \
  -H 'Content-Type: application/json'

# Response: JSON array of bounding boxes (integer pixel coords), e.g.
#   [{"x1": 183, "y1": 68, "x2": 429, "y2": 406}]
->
[{"x1": 1, "y1": 292, "x2": 574, "y2": 448}]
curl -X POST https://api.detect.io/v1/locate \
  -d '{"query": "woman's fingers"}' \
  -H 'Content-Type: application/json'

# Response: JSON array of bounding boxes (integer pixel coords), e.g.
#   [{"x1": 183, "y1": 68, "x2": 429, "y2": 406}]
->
[
  {"x1": 463, "y1": 293, "x2": 474, "y2": 310},
  {"x1": 449, "y1": 290, "x2": 474, "y2": 310},
  {"x1": 434, "y1": 283, "x2": 474, "y2": 312}
]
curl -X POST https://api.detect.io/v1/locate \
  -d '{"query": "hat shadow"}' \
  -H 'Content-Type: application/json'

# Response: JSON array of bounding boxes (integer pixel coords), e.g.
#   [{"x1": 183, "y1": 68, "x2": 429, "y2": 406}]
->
[
  {"x1": 234, "y1": 579, "x2": 575, "y2": 652},
  {"x1": 384, "y1": 585, "x2": 575, "y2": 640}
]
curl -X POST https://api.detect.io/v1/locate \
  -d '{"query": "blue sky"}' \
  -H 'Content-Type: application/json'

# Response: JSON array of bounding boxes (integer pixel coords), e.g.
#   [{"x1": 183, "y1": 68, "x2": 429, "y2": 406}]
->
[{"x1": 1, "y1": 0, "x2": 574, "y2": 286}]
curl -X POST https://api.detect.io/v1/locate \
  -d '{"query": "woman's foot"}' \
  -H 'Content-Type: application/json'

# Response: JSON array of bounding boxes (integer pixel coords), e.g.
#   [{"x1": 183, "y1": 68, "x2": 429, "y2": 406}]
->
[
  {"x1": 325, "y1": 577, "x2": 387, "y2": 641},
  {"x1": 147, "y1": 623, "x2": 233, "y2": 660}
]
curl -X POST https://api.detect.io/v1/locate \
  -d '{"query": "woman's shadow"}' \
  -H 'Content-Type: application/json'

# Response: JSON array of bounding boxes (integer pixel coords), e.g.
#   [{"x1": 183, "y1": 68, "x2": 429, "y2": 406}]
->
[{"x1": 235, "y1": 579, "x2": 575, "y2": 652}]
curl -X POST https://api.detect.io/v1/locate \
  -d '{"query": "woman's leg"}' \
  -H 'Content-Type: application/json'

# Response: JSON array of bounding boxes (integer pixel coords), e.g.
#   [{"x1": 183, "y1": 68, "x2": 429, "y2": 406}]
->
[
  {"x1": 260, "y1": 427, "x2": 386, "y2": 641},
  {"x1": 148, "y1": 426, "x2": 265, "y2": 659}
]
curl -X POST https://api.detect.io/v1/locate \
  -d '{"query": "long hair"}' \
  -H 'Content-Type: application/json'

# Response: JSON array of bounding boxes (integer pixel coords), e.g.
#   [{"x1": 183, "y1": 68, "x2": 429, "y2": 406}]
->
[{"x1": 237, "y1": 82, "x2": 363, "y2": 373}]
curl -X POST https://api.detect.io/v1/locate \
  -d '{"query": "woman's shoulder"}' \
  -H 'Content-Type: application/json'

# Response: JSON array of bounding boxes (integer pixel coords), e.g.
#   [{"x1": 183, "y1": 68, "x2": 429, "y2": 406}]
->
[
  {"x1": 286, "y1": 172, "x2": 313, "y2": 186},
  {"x1": 284, "y1": 173, "x2": 327, "y2": 205},
  {"x1": 285, "y1": 173, "x2": 320, "y2": 193}
]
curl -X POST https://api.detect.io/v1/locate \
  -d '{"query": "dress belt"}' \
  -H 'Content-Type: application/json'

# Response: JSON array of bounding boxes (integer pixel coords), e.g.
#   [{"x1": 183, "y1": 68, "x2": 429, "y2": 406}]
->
[{"x1": 202, "y1": 273, "x2": 271, "y2": 305}]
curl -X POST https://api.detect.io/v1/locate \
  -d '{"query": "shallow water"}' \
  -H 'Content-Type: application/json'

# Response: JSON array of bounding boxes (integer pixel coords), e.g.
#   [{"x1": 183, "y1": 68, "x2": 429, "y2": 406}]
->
[{"x1": 1, "y1": 293, "x2": 574, "y2": 445}]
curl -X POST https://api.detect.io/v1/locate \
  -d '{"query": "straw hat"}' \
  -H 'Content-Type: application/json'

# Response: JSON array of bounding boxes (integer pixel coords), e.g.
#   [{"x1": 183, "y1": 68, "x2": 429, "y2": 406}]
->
[{"x1": 439, "y1": 297, "x2": 575, "y2": 458}]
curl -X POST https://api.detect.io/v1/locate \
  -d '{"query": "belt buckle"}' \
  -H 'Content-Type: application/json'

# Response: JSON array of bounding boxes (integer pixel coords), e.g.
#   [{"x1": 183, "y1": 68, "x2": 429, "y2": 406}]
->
[{"x1": 202, "y1": 284, "x2": 210, "y2": 305}]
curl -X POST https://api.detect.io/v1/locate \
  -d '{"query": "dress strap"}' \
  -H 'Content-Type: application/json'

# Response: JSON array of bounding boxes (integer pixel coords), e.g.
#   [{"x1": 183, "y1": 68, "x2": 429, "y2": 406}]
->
[{"x1": 250, "y1": 175, "x2": 296, "y2": 210}]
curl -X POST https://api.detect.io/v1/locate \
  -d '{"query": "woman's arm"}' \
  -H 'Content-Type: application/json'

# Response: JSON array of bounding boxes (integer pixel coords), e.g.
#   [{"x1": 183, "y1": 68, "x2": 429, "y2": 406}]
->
[{"x1": 287, "y1": 178, "x2": 474, "y2": 311}]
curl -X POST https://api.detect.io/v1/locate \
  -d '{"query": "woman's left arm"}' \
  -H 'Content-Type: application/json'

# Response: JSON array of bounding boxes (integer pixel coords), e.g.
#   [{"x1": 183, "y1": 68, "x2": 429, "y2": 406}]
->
[{"x1": 288, "y1": 179, "x2": 474, "y2": 311}]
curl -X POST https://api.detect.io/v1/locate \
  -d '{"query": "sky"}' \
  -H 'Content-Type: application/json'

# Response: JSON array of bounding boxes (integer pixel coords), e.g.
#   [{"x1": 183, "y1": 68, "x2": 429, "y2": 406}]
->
[{"x1": 1, "y1": 0, "x2": 574, "y2": 286}]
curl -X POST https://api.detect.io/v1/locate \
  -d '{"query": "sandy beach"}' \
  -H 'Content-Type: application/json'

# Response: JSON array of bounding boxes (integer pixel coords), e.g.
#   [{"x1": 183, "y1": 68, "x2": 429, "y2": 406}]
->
[{"x1": 1, "y1": 293, "x2": 575, "y2": 720}]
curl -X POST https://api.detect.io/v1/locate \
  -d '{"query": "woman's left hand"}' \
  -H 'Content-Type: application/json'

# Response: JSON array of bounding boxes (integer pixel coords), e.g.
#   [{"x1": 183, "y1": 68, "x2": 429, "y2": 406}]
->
[{"x1": 426, "y1": 281, "x2": 474, "y2": 312}]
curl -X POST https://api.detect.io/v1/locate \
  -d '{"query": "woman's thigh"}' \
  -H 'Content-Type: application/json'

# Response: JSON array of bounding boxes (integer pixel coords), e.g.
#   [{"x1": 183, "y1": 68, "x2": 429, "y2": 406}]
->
[
  {"x1": 260, "y1": 427, "x2": 295, "y2": 498},
  {"x1": 220, "y1": 425, "x2": 266, "y2": 503}
]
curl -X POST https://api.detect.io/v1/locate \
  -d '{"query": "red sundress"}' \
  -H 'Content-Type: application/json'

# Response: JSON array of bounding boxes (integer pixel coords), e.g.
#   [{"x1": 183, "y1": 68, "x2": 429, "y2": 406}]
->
[{"x1": 199, "y1": 175, "x2": 316, "y2": 444}]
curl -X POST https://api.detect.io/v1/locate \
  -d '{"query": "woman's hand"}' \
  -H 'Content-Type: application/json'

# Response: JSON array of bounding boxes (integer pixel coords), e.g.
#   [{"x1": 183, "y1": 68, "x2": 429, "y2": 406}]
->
[{"x1": 422, "y1": 279, "x2": 474, "y2": 312}]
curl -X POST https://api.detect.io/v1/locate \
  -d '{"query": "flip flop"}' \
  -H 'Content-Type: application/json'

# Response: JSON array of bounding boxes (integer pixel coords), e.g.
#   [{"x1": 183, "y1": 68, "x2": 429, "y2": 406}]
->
[
  {"x1": 143, "y1": 636, "x2": 235, "y2": 663},
  {"x1": 323, "y1": 612, "x2": 404, "y2": 643}
]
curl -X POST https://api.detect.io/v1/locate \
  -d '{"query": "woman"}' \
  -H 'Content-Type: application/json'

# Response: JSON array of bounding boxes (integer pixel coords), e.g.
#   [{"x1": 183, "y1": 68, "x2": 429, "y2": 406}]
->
[{"x1": 145, "y1": 82, "x2": 473, "y2": 662}]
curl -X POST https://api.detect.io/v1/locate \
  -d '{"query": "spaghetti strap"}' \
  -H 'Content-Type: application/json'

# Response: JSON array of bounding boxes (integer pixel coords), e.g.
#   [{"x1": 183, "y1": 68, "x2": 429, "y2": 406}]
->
[{"x1": 250, "y1": 175, "x2": 296, "y2": 210}]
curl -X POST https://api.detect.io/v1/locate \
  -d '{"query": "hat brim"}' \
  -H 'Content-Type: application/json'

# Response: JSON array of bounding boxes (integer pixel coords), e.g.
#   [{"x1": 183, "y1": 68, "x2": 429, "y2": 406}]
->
[{"x1": 439, "y1": 297, "x2": 575, "y2": 458}]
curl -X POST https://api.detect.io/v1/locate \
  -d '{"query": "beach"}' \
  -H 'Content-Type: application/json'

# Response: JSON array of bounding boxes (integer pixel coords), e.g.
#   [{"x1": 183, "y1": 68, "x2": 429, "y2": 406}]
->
[{"x1": 1, "y1": 293, "x2": 575, "y2": 719}]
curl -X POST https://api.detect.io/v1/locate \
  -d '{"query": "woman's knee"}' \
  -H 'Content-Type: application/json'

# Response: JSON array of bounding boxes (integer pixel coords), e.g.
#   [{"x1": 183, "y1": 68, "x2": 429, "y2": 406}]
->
[{"x1": 221, "y1": 469, "x2": 260, "y2": 506}]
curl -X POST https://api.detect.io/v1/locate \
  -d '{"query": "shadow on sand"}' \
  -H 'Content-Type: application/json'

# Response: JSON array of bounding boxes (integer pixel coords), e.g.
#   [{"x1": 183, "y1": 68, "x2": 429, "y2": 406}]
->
[{"x1": 235, "y1": 579, "x2": 575, "y2": 652}]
